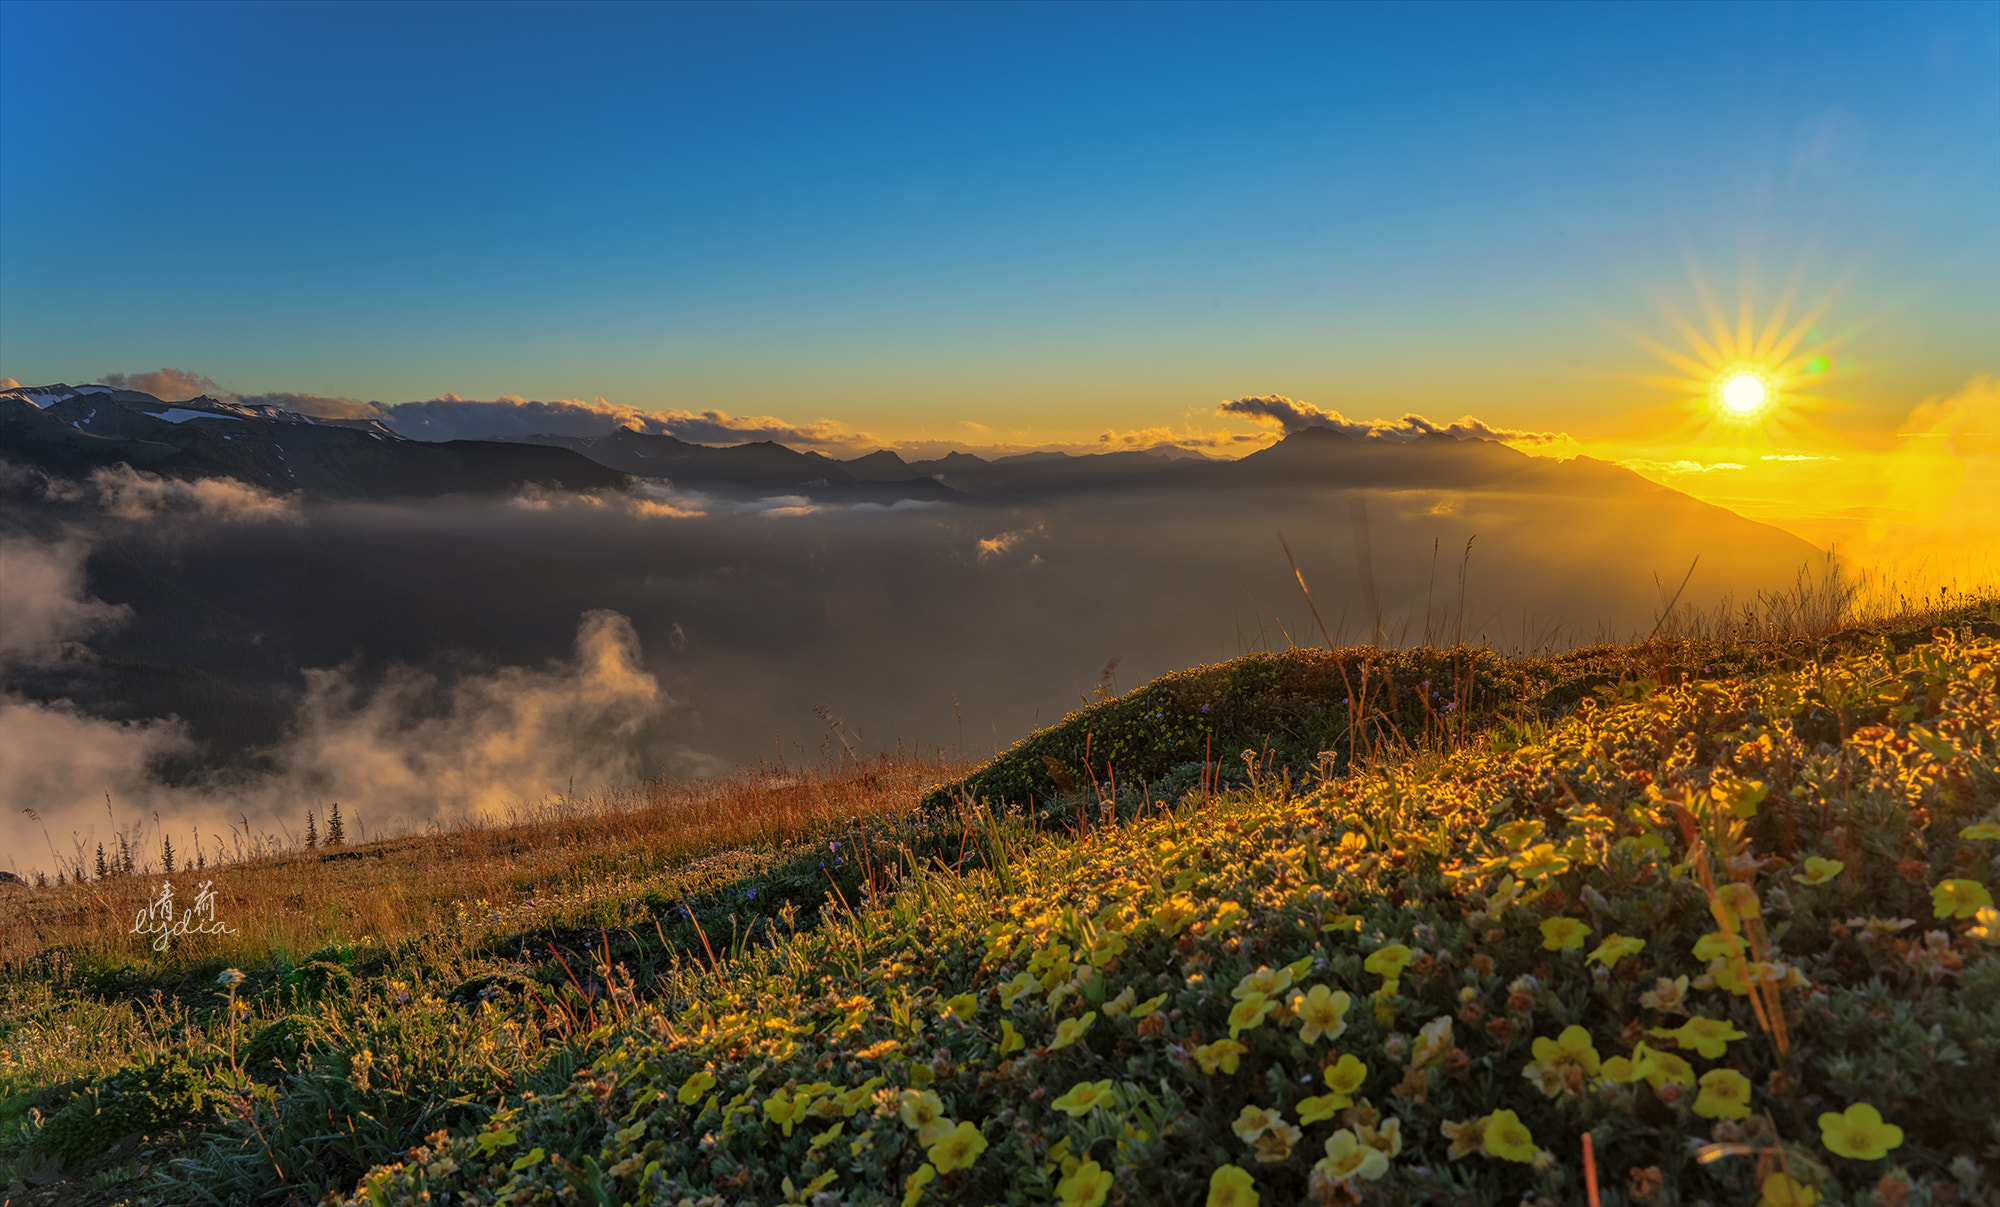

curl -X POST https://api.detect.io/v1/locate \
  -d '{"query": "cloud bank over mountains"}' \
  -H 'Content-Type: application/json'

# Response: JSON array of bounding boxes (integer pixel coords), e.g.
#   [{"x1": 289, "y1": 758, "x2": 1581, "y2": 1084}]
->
[
  {"x1": 31, "y1": 368, "x2": 1585, "y2": 460},
  {"x1": 1217, "y1": 394, "x2": 1578, "y2": 449}
]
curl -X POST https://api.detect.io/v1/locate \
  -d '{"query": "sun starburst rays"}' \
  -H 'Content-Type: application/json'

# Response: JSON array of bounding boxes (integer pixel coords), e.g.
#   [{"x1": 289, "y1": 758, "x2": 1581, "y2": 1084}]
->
[{"x1": 1616, "y1": 261, "x2": 1858, "y2": 443}]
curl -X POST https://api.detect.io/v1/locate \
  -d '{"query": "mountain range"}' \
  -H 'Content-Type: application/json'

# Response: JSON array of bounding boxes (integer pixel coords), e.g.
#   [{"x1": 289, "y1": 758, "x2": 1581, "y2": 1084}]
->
[{"x1": 5, "y1": 382, "x2": 1775, "y2": 515}]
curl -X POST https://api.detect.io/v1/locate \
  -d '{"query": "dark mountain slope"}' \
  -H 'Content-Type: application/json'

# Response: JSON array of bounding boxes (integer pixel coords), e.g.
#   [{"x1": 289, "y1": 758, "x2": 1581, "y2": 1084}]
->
[{"x1": 1, "y1": 384, "x2": 626, "y2": 499}]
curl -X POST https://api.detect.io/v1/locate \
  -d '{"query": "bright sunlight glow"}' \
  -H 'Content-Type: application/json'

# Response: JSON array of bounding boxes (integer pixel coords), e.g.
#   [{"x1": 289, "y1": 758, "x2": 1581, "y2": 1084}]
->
[{"x1": 1719, "y1": 371, "x2": 1769, "y2": 416}]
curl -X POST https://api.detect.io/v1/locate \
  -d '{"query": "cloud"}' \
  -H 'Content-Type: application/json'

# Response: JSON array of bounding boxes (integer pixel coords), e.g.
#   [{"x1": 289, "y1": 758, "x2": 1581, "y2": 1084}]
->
[
  {"x1": 101, "y1": 368, "x2": 226, "y2": 402},
  {"x1": 509, "y1": 482, "x2": 709, "y2": 520},
  {"x1": 95, "y1": 370, "x2": 887, "y2": 451},
  {"x1": 0, "y1": 378, "x2": 20, "y2": 391},
  {"x1": 1761, "y1": 454, "x2": 1831, "y2": 463},
  {"x1": 236, "y1": 390, "x2": 382, "y2": 420},
  {"x1": 47, "y1": 464, "x2": 303, "y2": 525},
  {"x1": 647, "y1": 407, "x2": 881, "y2": 451},
  {"x1": 320, "y1": 393, "x2": 882, "y2": 451},
  {"x1": 1848, "y1": 376, "x2": 2000, "y2": 580},
  {"x1": 0, "y1": 594, "x2": 678, "y2": 876},
  {"x1": 1096, "y1": 425, "x2": 1265, "y2": 452},
  {"x1": 0, "y1": 537, "x2": 129, "y2": 663},
  {"x1": 1216, "y1": 395, "x2": 1576, "y2": 449},
  {"x1": 1619, "y1": 458, "x2": 1748, "y2": 475},
  {"x1": 272, "y1": 609, "x2": 666, "y2": 821},
  {"x1": 976, "y1": 523, "x2": 1045, "y2": 562}
]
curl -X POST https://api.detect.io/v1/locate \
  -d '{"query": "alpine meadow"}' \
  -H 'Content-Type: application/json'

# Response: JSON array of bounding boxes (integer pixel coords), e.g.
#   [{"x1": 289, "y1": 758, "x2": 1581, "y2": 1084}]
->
[{"x1": 2, "y1": 4, "x2": 1997, "y2": 1207}]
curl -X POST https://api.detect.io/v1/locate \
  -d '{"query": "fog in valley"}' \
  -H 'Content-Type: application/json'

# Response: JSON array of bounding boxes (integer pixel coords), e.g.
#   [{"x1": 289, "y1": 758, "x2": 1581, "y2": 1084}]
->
[{"x1": 0, "y1": 460, "x2": 1821, "y2": 875}]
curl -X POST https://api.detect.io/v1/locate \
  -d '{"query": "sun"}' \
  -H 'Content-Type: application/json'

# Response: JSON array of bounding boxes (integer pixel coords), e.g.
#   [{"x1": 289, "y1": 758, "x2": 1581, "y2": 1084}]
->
[
  {"x1": 1618, "y1": 260, "x2": 1854, "y2": 437},
  {"x1": 1718, "y1": 369, "x2": 1769, "y2": 417}
]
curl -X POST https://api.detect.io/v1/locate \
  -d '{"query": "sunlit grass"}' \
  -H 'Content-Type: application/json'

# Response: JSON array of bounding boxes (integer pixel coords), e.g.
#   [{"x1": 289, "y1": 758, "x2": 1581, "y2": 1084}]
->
[{"x1": 3, "y1": 595, "x2": 1997, "y2": 1205}]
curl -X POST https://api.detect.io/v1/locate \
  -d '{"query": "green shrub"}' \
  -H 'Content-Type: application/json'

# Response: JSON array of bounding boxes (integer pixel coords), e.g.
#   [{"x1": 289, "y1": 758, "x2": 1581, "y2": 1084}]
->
[
  {"x1": 27, "y1": 1058, "x2": 211, "y2": 1168},
  {"x1": 243, "y1": 1014, "x2": 323, "y2": 1068}
]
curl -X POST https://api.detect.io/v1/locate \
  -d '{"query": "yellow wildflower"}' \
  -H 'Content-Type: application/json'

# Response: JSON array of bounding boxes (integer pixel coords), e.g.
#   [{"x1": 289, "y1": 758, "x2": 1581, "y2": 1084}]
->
[
  {"x1": 676, "y1": 1070, "x2": 715, "y2": 1105},
  {"x1": 1654, "y1": 1015, "x2": 1746, "y2": 1059},
  {"x1": 1049, "y1": 1012, "x2": 1096, "y2": 1050},
  {"x1": 998, "y1": 1019, "x2": 1025, "y2": 1055},
  {"x1": 1089, "y1": 931, "x2": 1128, "y2": 968},
  {"x1": 1314, "y1": 1129, "x2": 1389, "y2": 1181},
  {"x1": 1130, "y1": 992, "x2": 1168, "y2": 1018},
  {"x1": 764, "y1": 1089, "x2": 808, "y2": 1137},
  {"x1": 901, "y1": 1163, "x2": 936, "y2": 1207},
  {"x1": 1296, "y1": 1093, "x2": 1344, "y2": 1124},
  {"x1": 1523, "y1": 1023, "x2": 1600, "y2": 1094},
  {"x1": 1693, "y1": 931, "x2": 1740, "y2": 961},
  {"x1": 1640, "y1": 1044, "x2": 1695, "y2": 1090},
  {"x1": 1233, "y1": 965, "x2": 1294, "y2": 999},
  {"x1": 1411, "y1": 1016, "x2": 1455, "y2": 1069},
  {"x1": 999, "y1": 972, "x2": 1039, "y2": 1009},
  {"x1": 1057, "y1": 1160, "x2": 1114, "y2": 1207},
  {"x1": 1102, "y1": 987, "x2": 1137, "y2": 1017},
  {"x1": 1364, "y1": 944, "x2": 1413, "y2": 979},
  {"x1": 1208, "y1": 902, "x2": 1247, "y2": 932},
  {"x1": 1357, "y1": 1117, "x2": 1402, "y2": 1157},
  {"x1": 1970, "y1": 906, "x2": 2000, "y2": 944},
  {"x1": 1639, "y1": 975, "x2": 1690, "y2": 1012},
  {"x1": 1932, "y1": 878, "x2": 1994, "y2": 919},
  {"x1": 1599, "y1": 1039, "x2": 1664, "y2": 1085},
  {"x1": 1511, "y1": 842, "x2": 1570, "y2": 879},
  {"x1": 1793, "y1": 856, "x2": 1844, "y2": 885},
  {"x1": 1481, "y1": 1109, "x2": 1537, "y2": 1162},
  {"x1": 1439, "y1": 1116, "x2": 1484, "y2": 1160},
  {"x1": 1960, "y1": 821, "x2": 2000, "y2": 841},
  {"x1": 1290, "y1": 985, "x2": 1351, "y2": 1043},
  {"x1": 1233, "y1": 1106, "x2": 1301, "y2": 1163},
  {"x1": 1228, "y1": 992, "x2": 1276, "y2": 1037},
  {"x1": 1818, "y1": 1102, "x2": 1904, "y2": 1160},
  {"x1": 1205, "y1": 1164, "x2": 1259, "y2": 1207},
  {"x1": 1232, "y1": 1104, "x2": 1283, "y2": 1142},
  {"x1": 807, "y1": 1121, "x2": 844, "y2": 1153},
  {"x1": 1324, "y1": 1052, "x2": 1368, "y2": 1097},
  {"x1": 941, "y1": 993, "x2": 977, "y2": 1021},
  {"x1": 1540, "y1": 917, "x2": 1589, "y2": 951},
  {"x1": 1714, "y1": 883, "x2": 1760, "y2": 929},
  {"x1": 1587, "y1": 934, "x2": 1646, "y2": 968},
  {"x1": 927, "y1": 1120, "x2": 987, "y2": 1173},
  {"x1": 1052, "y1": 1080, "x2": 1115, "y2": 1118},
  {"x1": 1757, "y1": 1174, "x2": 1821, "y2": 1207},
  {"x1": 1193, "y1": 1038, "x2": 1248, "y2": 1075},
  {"x1": 1693, "y1": 1068, "x2": 1753, "y2": 1120},
  {"x1": 898, "y1": 1089, "x2": 952, "y2": 1144}
]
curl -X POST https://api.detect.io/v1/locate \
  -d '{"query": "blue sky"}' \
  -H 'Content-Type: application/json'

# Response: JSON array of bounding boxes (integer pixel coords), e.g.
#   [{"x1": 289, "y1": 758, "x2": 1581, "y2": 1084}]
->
[{"x1": 1, "y1": 1, "x2": 1994, "y2": 451}]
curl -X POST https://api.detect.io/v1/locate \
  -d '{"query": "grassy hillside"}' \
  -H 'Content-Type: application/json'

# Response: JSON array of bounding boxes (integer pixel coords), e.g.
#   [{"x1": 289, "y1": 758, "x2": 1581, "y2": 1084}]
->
[{"x1": 4, "y1": 604, "x2": 1998, "y2": 1206}]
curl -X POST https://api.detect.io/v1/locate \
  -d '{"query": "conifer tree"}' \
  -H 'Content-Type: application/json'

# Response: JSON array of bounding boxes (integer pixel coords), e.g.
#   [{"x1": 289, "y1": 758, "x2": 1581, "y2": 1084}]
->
[
  {"x1": 326, "y1": 802, "x2": 345, "y2": 847},
  {"x1": 95, "y1": 842, "x2": 108, "y2": 880},
  {"x1": 57, "y1": 869, "x2": 67, "y2": 887},
  {"x1": 196, "y1": 845, "x2": 205, "y2": 871},
  {"x1": 162, "y1": 834, "x2": 176, "y2": 874},
  {"x1": 119, "y1": 834, "x2": 135, "y2": 874},
  {"x1": 305, "y1": 811, "x2": 318, "y2": 849}
]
